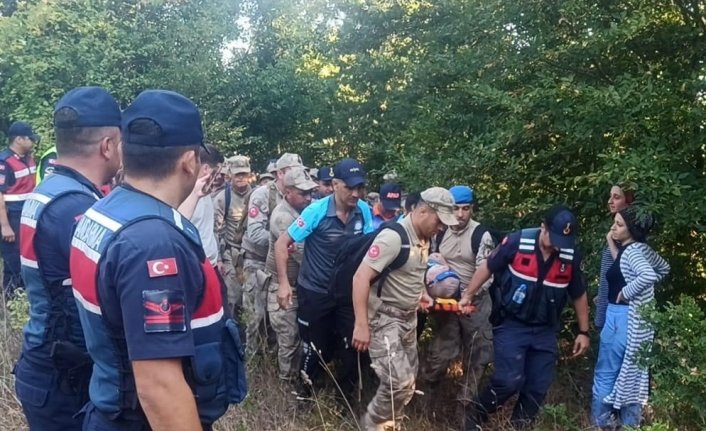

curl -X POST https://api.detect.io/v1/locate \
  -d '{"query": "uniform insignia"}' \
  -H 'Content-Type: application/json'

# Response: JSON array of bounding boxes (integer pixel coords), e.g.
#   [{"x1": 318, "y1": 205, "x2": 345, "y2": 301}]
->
[
  {"x1": 249, "y1": 206, "x2": 259, "y2": 218},
  {"x1": 502, "y1": 236, "x2": 508, "y2": 245},
  {"x1": 142, "y1": 289, "x2": 186, "y2": 333},
  {"x1": 563, "y1": 223, "x2": 571, "y2": 235},
  {"x1": 368, "y1": 245, "x2": 381, "y2": 259},
  {"x1": 296, "y1": 217, "x2": 305, "y2": 228},
  {"x1": 147, "y1": 258, "x2": 179, "y2": 278},
  {"x1": 0, "y1": 174, "x2": 5, "y2": 185},
  {"x1": 0, "y1": 164, "x2": 5, "y2": 170}
]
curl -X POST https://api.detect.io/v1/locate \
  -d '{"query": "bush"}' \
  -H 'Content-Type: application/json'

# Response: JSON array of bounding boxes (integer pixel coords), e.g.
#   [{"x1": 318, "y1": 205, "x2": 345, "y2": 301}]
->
[{"x1": 639, "y1": 296, "x2": 706, "y2": 430}]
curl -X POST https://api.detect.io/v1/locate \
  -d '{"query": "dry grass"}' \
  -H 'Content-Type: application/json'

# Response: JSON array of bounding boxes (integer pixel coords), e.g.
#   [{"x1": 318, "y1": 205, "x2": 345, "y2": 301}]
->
[{"x1": 0, "y1": 296, "x2": 595, "y2": 431}]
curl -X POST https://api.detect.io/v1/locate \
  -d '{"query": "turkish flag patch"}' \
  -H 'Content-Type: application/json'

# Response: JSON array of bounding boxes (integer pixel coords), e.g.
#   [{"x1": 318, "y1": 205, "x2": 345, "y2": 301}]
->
[
  {"x1": 367, "y1": 245, "x2": 381, "y2": 259},
  {"x1": 142, "y1": 289, "x2": 186, "y2": 333},
  {"x1": 248, "y1": 206, "x2": 259, "y2": 218},
  {"x1": 296, "y1": 217, "x2": 305, "y2": 228},
  {"x1": 147, "y1": 258, "x2": 179, "y2": 278}
]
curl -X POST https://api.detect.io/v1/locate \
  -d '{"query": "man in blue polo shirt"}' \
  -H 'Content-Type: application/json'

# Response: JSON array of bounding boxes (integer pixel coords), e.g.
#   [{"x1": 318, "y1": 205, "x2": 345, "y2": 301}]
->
[
  {"x1": 70, "y1": 90, "x2": 245, "y2": 430},
  {"x1": 14, "y1": 86, "x2": 122, "y2": 431},
  {"x1": 274, "y1": 158, "x2": 373, "y2": 400},
  {"x1": 459, "y1": 205, "x2": 590, "y2": 430}
]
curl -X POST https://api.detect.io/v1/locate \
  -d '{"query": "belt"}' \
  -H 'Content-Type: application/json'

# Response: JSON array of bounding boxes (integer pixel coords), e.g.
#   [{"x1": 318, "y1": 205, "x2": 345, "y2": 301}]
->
[{"x1": 378, "y1": 302, "x2": 417, "y2": 319}]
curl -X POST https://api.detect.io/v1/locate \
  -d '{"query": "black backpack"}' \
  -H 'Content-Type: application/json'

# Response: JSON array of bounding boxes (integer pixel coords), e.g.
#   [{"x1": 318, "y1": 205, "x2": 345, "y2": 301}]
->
[{"x1": 330, "y1": 221, "x2": 410, "y2": 304}]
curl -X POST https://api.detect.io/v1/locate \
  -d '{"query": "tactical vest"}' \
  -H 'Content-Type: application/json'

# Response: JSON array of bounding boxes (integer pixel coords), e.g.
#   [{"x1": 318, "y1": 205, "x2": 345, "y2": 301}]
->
[
  {"x1": 36, "y1": 146, "x2": 57, "y2": 184},
  {"x1": 1, "y1": 150, "x2": 36, "y2": 206},
  {"x1": 70, "y1": 186, "x2": 246, "y2": 423},
  {"x1": 499, "y1": 228, "x2": 574, "y2": 326},
  {"x1": 19, "y1": 172, "x2": 99, "y2": 365}
]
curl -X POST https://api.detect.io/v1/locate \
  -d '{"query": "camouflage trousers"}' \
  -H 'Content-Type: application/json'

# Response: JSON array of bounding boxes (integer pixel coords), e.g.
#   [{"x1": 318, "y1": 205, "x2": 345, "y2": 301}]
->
[
  {"x1": 420, "y1": 290, "x2": 493, "y2": 402},
  {"x1": 266, "y1": 280, "x2": 302, "y2": 380},
  {"x1": 366, "y1": 302, "x2": 419, "y2": 427},
  {"x1": 221, "y1": 247, "x2": 245, "y2": 313},
  {"x1": 242, "y1": 258, "x2": 268, "y2": 357}
]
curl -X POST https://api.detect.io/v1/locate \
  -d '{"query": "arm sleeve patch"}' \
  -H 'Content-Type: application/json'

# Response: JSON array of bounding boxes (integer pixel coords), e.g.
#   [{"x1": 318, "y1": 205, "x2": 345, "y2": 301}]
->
[{"x1": 143, "y1": 289, "x2": 187, "y2": 333}]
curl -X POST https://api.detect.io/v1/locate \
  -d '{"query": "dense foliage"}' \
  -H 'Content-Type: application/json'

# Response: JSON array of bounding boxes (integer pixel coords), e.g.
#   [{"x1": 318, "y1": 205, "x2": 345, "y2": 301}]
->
[{"x1": 1, "y1": 1, "x2": 704, "y2": 427}]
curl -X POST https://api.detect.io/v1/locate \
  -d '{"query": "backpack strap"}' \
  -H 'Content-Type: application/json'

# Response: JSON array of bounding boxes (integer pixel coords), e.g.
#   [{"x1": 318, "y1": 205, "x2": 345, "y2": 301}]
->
[
  {"x1": 224, "y1": 183, "x2": 232, "y2": 230},
  {"x1": 375, "y1": 222, "x2": 410, "y2": 297},
  {"x1": 470, "y1": 224, "x2": 488, "y2": 256}
]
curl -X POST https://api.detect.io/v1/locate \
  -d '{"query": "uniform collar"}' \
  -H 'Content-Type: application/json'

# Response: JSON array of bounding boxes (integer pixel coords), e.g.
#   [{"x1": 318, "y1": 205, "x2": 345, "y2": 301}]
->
[
  {"x1": 325, "y1": 194, "x2": 362, "y2": 218},
  {"x1": 52, "y1": 165, "x2": 104, "y2": 197},
  {"x1": 401, "y1": 213, "x2": 425, "y2": 247}
]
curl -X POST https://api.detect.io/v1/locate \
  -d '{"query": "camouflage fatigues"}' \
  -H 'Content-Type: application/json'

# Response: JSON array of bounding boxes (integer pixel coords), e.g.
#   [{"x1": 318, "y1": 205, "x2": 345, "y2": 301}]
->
[
  {"x1": 213, "y1": 184, "x2": 251, "y2": 311},
  {"x1": 365, "y1": 300, "x2": 419, "y2": 427},
  {"x1": 361, "y1": 215, "x2": 429, "y2": 427},
  {"x1": 242, "y1": 182, "x2": 283, "y2": 356},
  {"x1": 420, "y1": 220, "x2": 496, "y2": 401},
  {"x1": 265, "y1": 198, "x2": 305, "y2": 379}
]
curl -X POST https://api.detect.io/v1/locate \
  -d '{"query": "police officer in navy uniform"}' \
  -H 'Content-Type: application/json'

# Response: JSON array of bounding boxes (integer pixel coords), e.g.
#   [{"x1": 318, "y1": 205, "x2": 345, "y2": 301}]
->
[
  {"x1": 70, "y1": 90, "x2": 246, "y2": 430},
  {"x1": 0, "y1": 121, "x2": 39, "y2": 296},
  {"x1": 14, "y1": 86, "x2": 122, "y2": 430},
  {"x1": 459, "y1": 205, "x2": 590, "y2": 430}
]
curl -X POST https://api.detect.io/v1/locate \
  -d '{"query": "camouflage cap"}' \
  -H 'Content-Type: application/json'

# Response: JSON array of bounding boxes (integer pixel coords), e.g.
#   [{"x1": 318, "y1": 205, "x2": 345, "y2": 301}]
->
[
  {"x1": 225, "y1": 155, "x2": 251, "y2": 175},
  {"x1": 421, "y1": 187, "x2": 458, "y2": 226},
  {"x1": 284, "y1": 166, "x2": 318, "y2": 191},
  {"x1": 276, "y1": 152, "x2": 303, "y2": 170}
]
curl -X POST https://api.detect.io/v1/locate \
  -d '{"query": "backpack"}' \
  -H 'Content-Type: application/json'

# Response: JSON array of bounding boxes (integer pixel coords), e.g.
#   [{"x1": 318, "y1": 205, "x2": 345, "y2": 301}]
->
[{"x1": 330, "y1": 221, "x2": 410, "y2": 304}]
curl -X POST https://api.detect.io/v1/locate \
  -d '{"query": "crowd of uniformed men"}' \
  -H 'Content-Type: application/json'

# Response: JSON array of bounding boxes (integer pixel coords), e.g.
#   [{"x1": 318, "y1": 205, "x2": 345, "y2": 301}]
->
[{"x1": 2, "y1": 86, "x2": 592, "y2": 431}]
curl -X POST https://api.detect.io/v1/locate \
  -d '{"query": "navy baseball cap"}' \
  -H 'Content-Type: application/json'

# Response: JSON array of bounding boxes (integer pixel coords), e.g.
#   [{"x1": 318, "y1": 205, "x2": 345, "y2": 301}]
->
[
  {"x1": 545, "y1": 205, "x2": 578, "y2": 249},
  {"x1": 449, "y1": 185, "x2": 475, "y2": 205},
  {"x1": 122, "y1": 90, "x2": 206, "y2": 151},
  {"x1": 54, "y1": 86, "x2": 121, "y2": 129},
  {"x1": 380, "y1": 182, "x2": 402, "y2": 210},
  {"x1": 318, "y1": 165, "x2": 333, "y2": 182},
  {"x1": 8, "y1": 121, "x2": 39, "y2": 142},
  {"x1": 333, "y1": 158, "x2": 366, "y2": 187}
]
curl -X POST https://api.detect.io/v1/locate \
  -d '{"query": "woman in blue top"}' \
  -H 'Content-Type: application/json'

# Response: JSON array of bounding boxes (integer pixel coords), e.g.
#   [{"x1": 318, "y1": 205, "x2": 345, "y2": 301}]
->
[{"x1": 591, "y1": 206, "x2": 670, "y2": 429}]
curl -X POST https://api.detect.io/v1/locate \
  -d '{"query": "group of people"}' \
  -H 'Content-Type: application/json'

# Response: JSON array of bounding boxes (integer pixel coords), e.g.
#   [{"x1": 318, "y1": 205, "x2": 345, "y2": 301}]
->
[{"x1": 1, "y1": 84, "x2": 670, "y2": 431}]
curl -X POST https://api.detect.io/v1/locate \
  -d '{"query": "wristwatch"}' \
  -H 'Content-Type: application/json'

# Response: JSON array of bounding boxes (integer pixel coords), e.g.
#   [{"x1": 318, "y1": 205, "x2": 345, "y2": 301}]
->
[{"x1": 577, "y1": 330, "x2": 590, "y2": 337}]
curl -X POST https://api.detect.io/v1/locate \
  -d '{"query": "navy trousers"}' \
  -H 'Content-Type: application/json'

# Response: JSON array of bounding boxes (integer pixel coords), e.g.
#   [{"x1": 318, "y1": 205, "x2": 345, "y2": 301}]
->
[
  {"x1": 1, "y1": 208, "x2": 23, "y2": 296},
  {"x1": 475, "y1": 319, "x2": 558, "y2": 427},
  {"x1": 14, "y1": 355, "x2": 89, "y2": 431}
]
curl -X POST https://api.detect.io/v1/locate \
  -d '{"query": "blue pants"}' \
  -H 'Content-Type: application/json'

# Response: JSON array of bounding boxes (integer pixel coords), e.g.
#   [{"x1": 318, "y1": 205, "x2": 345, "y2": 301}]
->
[
  {"x1": 591, "y1": 304, "x2": 642, "y2": 427},
  {"x1": 475, "y1": 319, "x2": 557, "y2": 427},
  {"x1": 14, "y1": 355, "x2": 89, "y2": 431},
  {"x1": 1, "y1": 209, "x2": 23, "y2": 296}
]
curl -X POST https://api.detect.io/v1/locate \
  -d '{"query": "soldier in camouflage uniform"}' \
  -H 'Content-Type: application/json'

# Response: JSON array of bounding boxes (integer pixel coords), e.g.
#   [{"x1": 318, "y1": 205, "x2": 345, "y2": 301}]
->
[
  {"x1": 242, "y1": 152, "x2": 304, "y2": 357},
  {"x1": 265, "y1": 167, "x2": 318, "y2": 380},
  {"x1": 352, "y1": 187, "x2": 459, "y2": 431},
  {"x1": 420, "y1": 185, "x2": 497, "y2": 403},
  {"x1": 213, "y1": 155, "x2": 252, "y2": 316}
]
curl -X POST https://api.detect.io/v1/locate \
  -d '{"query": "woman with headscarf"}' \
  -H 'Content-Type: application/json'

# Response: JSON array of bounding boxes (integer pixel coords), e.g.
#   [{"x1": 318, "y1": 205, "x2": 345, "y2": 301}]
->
[
  {"x1": 591, "y1": 206, "x2": 670, "y2": 429},
  {"x1": 595, "y1": 183, "x2": 636, "y2": 329}
]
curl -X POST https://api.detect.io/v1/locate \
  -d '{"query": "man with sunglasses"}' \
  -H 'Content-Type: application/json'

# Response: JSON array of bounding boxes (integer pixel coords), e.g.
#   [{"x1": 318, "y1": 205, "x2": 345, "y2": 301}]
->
[
  {"x1": 274, "y1": 158, "x2": 373, "y2": 402},
  {"x1": 265, "y1": 166, "x2": 318, "y2": 381},
  {"x1": 420, "y1": 185, "x2": 497, "y2": 404}
]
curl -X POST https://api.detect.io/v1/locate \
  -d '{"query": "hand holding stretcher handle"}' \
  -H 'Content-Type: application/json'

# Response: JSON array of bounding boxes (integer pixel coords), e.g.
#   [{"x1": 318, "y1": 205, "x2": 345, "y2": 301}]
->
[{"x1": 420, "y1": 297, "x2": 476, "y2": 314}]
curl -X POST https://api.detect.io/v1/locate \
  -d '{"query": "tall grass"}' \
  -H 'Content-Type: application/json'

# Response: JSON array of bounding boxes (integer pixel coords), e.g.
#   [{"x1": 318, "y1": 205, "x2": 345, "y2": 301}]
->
[{"x1": 0, "y1": 292, "x2": 597, "y2": 431}]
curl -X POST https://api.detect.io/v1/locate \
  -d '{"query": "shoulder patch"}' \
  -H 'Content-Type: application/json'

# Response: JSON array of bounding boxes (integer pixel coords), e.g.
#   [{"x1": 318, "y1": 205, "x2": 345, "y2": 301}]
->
[
  {"x1": 296, "y1": 216, "x2": 305, "y2": 228},
  {"x1": 0, "y1": 174, "x2": 5, "y2": 185},
  {"x1": 142, "y1": 289, "x2": 186, "y2": 333},
  {"x1": 147, "y1": 258, "x2": 179, "y2": 278},
  {"x1": 248, "y1": 206, "x2": 259, "y2": 218},
  {"x1": 367, "y1": 245, "x2": 381, "y2": 259}
]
